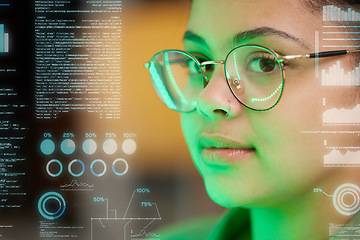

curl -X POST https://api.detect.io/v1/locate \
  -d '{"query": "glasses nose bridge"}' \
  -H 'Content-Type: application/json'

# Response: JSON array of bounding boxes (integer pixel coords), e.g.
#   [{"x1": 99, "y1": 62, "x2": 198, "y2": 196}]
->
[
  {"x1": 200, "y1": 60, "x2": 224, "y2": 68},
  {"x1": 199, "y1": 60, "x2": 225, "y2": 82}
]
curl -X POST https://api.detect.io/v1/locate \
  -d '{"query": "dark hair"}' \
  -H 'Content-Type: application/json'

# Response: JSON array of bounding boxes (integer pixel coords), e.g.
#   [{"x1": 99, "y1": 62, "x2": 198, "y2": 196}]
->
[
  {"x1": 304, "y1": 0, "x2": 360, "y2": 14},
  {"x1": 304, "y1": 0, "x2": 360, "y2": 64}
]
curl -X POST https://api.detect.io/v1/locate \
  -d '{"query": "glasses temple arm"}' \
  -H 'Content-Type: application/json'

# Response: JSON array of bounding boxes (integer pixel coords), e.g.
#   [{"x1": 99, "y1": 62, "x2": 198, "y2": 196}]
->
[{"x1": 282, "y1": 49, "x2": 360, "y2": 61}]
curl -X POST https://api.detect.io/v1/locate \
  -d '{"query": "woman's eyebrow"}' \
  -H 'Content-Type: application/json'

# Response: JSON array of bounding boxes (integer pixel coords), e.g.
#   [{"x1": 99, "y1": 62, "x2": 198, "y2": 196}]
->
[
  {"x1": 233, "y1": 27, "x2": 311, "y2": 49},
  {"x1": 183, "y1": 30, "x2": 210, "y2": 50},
  {"x1": 183, "y1": 27, "x2": 311, "y2": 50}
]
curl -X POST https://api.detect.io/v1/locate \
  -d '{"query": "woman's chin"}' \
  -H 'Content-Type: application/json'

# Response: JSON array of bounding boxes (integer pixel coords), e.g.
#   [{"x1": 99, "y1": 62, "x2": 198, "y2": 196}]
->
[
  {"x1": 203, "y1": 176, "x2": 248, "y2": 208},
  {"x1": 202, "y1": 175, "x2": 291, "y2": 209}
]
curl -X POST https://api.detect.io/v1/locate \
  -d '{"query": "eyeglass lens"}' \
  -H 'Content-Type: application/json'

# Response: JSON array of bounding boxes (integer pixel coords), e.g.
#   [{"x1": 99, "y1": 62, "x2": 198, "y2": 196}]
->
[
  {"x1": 225, "y1": 45, "x2": 284, "y2": 111},
  {"x1": 149, "y1": 45, "x2": 284, "y2": 112}
]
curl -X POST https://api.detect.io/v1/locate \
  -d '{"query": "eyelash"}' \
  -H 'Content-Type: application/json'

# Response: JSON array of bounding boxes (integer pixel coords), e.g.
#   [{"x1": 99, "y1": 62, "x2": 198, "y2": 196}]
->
[
  {"x1": 188, "y1": 51, "x2": 292, "y2": 72},
  {"x1": 188, "y1": 52, "x2": 215, "y2": 72}
]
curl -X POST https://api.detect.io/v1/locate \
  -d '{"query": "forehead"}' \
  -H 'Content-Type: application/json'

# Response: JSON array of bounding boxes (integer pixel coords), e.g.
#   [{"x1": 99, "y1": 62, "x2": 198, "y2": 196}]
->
[{"x1": 187, "y1": 0, "x2": 323, "y2": 50}]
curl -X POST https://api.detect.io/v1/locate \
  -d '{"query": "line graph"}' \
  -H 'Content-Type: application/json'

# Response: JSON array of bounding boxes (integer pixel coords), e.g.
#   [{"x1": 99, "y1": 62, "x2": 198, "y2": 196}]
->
[
  {"x1": 131, "y1": 229, "x2": 160, "y2": 239},
  {"x1": 323, "y1": 105, "x2": 360, "y2": 125},
  {"x1": 324, "y1": 149, "x2": 360, "y2": 167},
  {"x1": 90, "y1": 188, "x2": 161, "y2": 240},
  {"x1": 60, "y1": 180, "x2": 94, "y2": 191}
]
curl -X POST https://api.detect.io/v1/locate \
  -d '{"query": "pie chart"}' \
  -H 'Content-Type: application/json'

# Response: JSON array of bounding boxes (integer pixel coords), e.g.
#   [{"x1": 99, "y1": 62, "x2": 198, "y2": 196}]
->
[
  {"x1": 60, "y1": 139, "x2": 76, "y2": 155},
  {"x1": 82, "y1": 139, "x2": 97, "y2": 155},
  {"x1": 103, "y1": 139, "x2": 117, "y2": 155},
  {"x1": 40, "y1": 139, "x2": 55, "y2": 155}
]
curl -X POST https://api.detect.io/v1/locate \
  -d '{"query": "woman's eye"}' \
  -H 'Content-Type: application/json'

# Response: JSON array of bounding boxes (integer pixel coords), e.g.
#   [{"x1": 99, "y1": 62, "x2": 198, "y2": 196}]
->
[
  {"x1": 247, "y1": 54, "x2": 279, "y2": 73},
  {"x1": 186, "y1": 53, "x2": 212, "y2": 74},
  {"x1": 198, "y1": 57, "x2": 216, "y2": 74}
]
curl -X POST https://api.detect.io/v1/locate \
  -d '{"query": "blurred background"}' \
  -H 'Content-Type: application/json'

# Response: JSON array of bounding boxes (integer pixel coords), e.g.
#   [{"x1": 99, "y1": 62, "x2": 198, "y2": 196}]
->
[
  {"x1": 120, "y1": 0, "x2": 224, "y2": 225},
  {"x1": 122, "y1": 0, "x2": 194, "y2": 175},
  {"x1": 75, "y1": 0, "x2": 225, "y2": 237},
  {"x1": 0, "y1": 0, "x2": 224, "y2": 239}
]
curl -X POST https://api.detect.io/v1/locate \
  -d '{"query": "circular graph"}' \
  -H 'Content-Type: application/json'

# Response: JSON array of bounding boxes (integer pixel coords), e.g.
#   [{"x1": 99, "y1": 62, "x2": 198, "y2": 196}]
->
[
  {"x1": 112, "y1": 158, "x2": 129, "y2": 176},
  {"x1": 90, "y1": 159, "x2": 107, "y2": 177},
  {"x1": 103, "y1": 139, "x2": 117, "y2": 155},
  {"x1": 333, "y1": 183, "x2": 360, "y2": 216},
  {"x1": 61, "y1": 139, "x2": 76, "y2": 155},
  {"x1": 82, "y1": 139, "x2": 97, "y2": 155},
  {"x1": 40, "y1": 139, "x2": 55, "y2": 155},
  {"x1": 38, "y1": 192, "x2": 66, "y2": 220},
  {"x1": 68, "y1": 159, "x2": 85, "y2": 177},
  {"x1": 46, "y1": 159, "x2": 63, "y2": 177},
  {"x1": 122, "y1": 139, "x2": 136, "y2": 155}
]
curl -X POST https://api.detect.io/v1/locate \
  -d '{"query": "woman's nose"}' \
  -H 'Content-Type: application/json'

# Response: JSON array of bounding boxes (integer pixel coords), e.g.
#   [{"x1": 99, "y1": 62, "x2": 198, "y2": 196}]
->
[{"x1": 196, "y1": 67, "x2": 245, "y2": 119}]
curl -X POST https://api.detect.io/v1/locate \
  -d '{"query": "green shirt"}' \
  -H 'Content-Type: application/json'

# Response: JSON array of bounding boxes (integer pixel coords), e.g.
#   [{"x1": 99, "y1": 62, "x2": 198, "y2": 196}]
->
[
  {"x1": 157, "y1": 208, "x2": 251, "y2": 240},
  {"x1": 158, "y1": 208, "x2": 360, "y2": 239}
]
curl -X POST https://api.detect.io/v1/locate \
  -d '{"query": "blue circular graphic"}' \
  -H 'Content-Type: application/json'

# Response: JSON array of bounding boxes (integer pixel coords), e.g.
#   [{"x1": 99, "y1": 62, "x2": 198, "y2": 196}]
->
[
  {"x1": 68, "y1": 159, "x2": 85, "y2": 177},
  {"x1": 38, "y1": 192, "x2": 66, "y2": 220},
  {"x1": 103, "y1": 139, "x2": 117, "y2": 155},
  {"x1": 40, "y1": 139, "x2": 55, "y2": 155},
  {"x1": 90, "y1": 159, "x2": 107, "y2": 177},
  {"x1": 43, "y1": 197, "x2": 61, "y2": 215},
  {"x1": 46, "y1": 159, "x2": 63, "y2": 177},
  {"x1": 82, "y1": 139, "x2": 97, "y2": 155},
  {"x1": 61, "y1": 139, "x2": 76, "y2": 155},
  {"x1": 112, "y1": 158, "x2": 129, "y2": 176}
]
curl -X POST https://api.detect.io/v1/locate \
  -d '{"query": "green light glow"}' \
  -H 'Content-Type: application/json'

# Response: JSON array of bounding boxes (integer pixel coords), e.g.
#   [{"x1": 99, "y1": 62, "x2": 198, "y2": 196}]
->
[
  {"x1": 164, "y1": 52, "x2": 189, "y2": 105},
  {"x1": 250, "y1": 82, "x2": 283, "y2": 103},
  {"x1": 233, "y1": 51, "x2": 242, "y2": 82},
  {"x1": 149, "y1": 62, "x2": 176, "y2": 110}
]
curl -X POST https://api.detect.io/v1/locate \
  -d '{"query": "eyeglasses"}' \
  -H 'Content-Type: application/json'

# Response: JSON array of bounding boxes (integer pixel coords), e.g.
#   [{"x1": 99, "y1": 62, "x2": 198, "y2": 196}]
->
[{"x1": 145, "y1": 44, "x2": 360, "y2": 112}]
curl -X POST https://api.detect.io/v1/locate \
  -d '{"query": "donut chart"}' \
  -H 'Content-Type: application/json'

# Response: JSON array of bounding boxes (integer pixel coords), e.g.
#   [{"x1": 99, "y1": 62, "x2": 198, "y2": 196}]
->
[
  {"x1": 38, "y1": 192, "x2": 66, "y2": 220},
  {"x1": 46, "y1": 159, "x2": 63, "y2": 177},
  {"x1": 68, "y1": 159, "x2": 85, "y2": 177},
  {"x1": 90, "y1": 159, "x2": 107, "y2": 177},
  {"x1": 112, "y1": 158, "x2": 129, "y2": 176},
  {"x1": 333, "y1": 183, "x2": 360, "y2": 216}
]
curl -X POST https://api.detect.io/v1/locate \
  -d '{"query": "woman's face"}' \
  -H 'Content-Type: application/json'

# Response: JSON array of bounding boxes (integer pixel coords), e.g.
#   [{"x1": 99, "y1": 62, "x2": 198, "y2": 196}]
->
[{"x1": 181, "y1": 0, "x2": 358, "y2": 208}]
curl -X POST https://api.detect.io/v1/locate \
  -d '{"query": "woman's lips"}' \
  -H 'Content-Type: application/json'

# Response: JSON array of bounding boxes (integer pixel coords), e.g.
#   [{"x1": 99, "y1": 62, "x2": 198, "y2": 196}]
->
[
  {"x1": 199, "y1": 134, "x2": 255, "y2": 165},
  {"x1": 202, "y1": 148, "x2": 255, "y2": 165}
]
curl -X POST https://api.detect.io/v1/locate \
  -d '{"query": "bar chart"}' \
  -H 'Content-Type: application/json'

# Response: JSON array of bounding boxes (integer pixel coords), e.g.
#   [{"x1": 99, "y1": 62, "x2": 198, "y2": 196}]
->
[
  {"x1": 323, "y1": 5, "x2": 360, "y2": 22},
  {"x1": 0, "y1": 24, "x2": 9, "y2": 53},
  {"x1": 321, "y1": 61, "x2": 360, "y2": 86}
]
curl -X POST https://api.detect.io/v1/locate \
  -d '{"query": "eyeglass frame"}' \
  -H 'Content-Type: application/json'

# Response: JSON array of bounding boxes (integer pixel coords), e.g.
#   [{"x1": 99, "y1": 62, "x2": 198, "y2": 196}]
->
[{"x1": 145, "y1": 44, "x2": 360, "y2": 112}]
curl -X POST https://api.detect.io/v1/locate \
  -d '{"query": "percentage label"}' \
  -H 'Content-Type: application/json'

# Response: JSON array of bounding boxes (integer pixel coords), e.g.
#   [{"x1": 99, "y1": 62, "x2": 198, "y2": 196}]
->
[
  {"x1": 141, "y1": 202, "x2": 152, "y2": 207},
  {"x1": 85, "y1": 133, "x2": 97, "y2": 138},
  {"x1": 43, "y1": 133, "x2": 52, "y2": 138},
  {"x1": 313, "y1": 188, "x2": 323, "y2": 193},
  {"x1": 136, "y1": 188, "x2": 150, "y2": 193},
  {"x1": 93, "y1": 197, "x2": 106, "y2": 202},
  {"x1": 106, "y1": 133, "x2": 116, "y2": 138},
  {"x1": 124, "y1": 133, "x2": 136, "y2": 138},
  {"x1": 63, "y1": 133, "x2": 75, "y2": 138}
]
